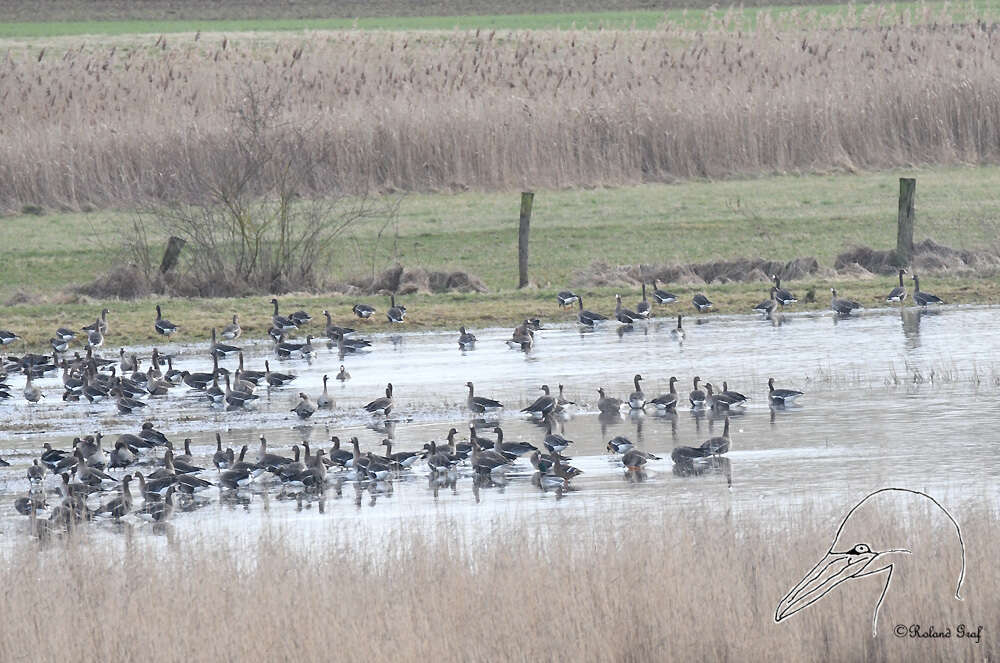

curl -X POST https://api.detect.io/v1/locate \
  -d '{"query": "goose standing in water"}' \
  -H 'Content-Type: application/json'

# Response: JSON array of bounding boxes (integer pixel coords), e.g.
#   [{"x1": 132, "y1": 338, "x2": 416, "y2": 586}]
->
[
  {"x1": 721, "y1": 381, "x2": 748, "y2": 406},
  {"x1": 830, "y1": 288, "x2": 862, "y2": 316},
  {"x1": 154, "y1": 305, "x2": 179, "y2": 336},
  {"x1": 692, "y1": 293, "x2": 713, "y2": 312},
  {"x1": 912, "y1": 275, "x2": 944, "y2": 306},
  {"x1": 521, "y1": 385, "x2": 557, "y2": 417},
  {"x1": 210, "y1": 328, "x2": 242, "y2": 359},
  {"x1": 650, "y1": 376, "x2": 679, "y2": 410},
  {"x1": 264, "y1": 361, "x2": 296, "y2": 388},
  {"x1": 621, "y1": 447, "x2": 661, "y2": 471},
  {"x1": 386, "y1": 295, "x2": 406, "y2": 323},
  {"x1": 557, "y1": 384, "x2": 575, "y2": 408},
  {"x1": 704, "y1": 383, "x2": 740, "y2": 411},
  {"x1": 628, "y1": 374, "x2": 645, "y2": 410},
  {"x1": 636, "y1": 283, "x2": 651, "y2": 319},
  {"x1": 221, "y1": 315, "x2": 242, "y2": 340},
  {"x1": 352, "y1": 303, "x2": 376, "y2": 320},
  {"x1": 269, "y1": 298, "x2": 298, "y2": 332},
  {"x1": 671, "y1": 314, "x2": 685, "y2": 342},
  {"x1": 556, "y1": 290, "x2": 579, "y2": 308},
  {"x1": 597, "y1": 388, "x2": 623, "y2": 414},
  {"x1": 466, "y1": 381, "x2": 503, "y2": 414},
  {"x1": 506, "y1": 320, "x2": 534, "y2": 350},
  {"x1": 700, "y1": 416, "x2": 731, "y2": 455},
  {"x1": 689, "y1": 376, "x2": 706, "y2": 408},
  {"x1": 317, "y1": 375, "x2": 333, "y2": 409},
  {"x1": 886, "y1": 269, "x2": 907, "y2": 303},
  {"x1": 772, "y1": 275, "x2": 797, "y2": 306},
  {"x1": 86, "y1": 321, "x2": 104, "y2": 349},
  {"x1": 24, "y1": 372, "x2": 43, "y2": 403},
  {"x1": 364, "y1": 383, "x2": 394, "y2": 416},
  {"x1": 651, "y1": 279, "x2": 677, "y2": 305},
  {"x1": 753, "y1": 287, "x2": 777, "y2": 317},
  {"x1": 614, "y1": 294, "x2": 640, "y2": 325},
  {"x1": 768, "y1": 377, "x2": 804, "y2": 406},
  {"x1": 458, "y1": 326, "x2": 477, "y2": 349},
  {"x1": 292, "y1": 393, "x2": 317, "y2": 419},
  {"x1": 336, "y1": 365, "x2": 351, "y2": 382},
  {"x1": 321, "y1": 310, "x2": 355, "y2": 340},
  {"x1": 576, "y1": 298, "x2": 607, "y2": 327}
]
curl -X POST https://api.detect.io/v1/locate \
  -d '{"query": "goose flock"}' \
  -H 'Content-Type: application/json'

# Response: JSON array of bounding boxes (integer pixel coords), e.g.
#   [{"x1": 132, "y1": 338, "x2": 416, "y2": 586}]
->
[{"x1": 0, "y1": 272, "x2": 946, "y2": 536}]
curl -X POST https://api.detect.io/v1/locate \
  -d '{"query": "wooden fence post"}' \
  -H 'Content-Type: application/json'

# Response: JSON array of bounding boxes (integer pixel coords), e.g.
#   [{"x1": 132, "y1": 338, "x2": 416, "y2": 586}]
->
[
  {"x1": 159, "y1": 236, "x2": 186, "y2": 274},
  {"x1": 896, "y1": 178, "x2": 916, "y2": 266},
  {"x1": 518, "y1": 192, "x2": 534, "y2": 288}
]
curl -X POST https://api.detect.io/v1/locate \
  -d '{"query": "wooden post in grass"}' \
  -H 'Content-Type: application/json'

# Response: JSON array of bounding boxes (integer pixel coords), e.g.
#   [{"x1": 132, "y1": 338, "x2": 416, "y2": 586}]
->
[
  {"x1": 518, "y1": 192, "x2": 534, "y2": 288},
  {"x1": 159, "y1": 236, "x2": 186, "y2": 274},
  {"x1": 895, "y1": 178, "x2": 916, "y2": 266}
]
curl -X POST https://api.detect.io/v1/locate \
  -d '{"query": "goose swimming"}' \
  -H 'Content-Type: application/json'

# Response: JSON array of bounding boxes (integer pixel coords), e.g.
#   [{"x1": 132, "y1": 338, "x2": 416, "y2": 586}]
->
[
  {"x1": 628, "y1": 374, "x2": 645, "y2": 410},
  {"x1": 649, "y1": 377, "x2": 679, "y2": 410},
  {"x1": 576, "y1": 298, "x2": 607, "y2": 327},
  {"x1": 597, "y1": 387, "x2": 623, "y2": 414},
  {"x1": 466, "y1": 381, "x2": 502, "y2": 414},
  {"x1": 458, "y1": 326, "x2": 477, "y2": 349}
]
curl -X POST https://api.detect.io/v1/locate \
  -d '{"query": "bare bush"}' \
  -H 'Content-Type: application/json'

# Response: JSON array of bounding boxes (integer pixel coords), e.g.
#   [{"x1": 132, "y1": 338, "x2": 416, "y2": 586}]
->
[{"x1": 3, "y1": 8, "x2": 1000, "y2": 211}]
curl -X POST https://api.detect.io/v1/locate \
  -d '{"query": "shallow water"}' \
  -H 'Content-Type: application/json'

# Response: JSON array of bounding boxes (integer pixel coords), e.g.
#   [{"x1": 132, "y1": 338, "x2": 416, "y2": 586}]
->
[{"x1": 1, "y1": 305, "x2": 999, "y2": 543}]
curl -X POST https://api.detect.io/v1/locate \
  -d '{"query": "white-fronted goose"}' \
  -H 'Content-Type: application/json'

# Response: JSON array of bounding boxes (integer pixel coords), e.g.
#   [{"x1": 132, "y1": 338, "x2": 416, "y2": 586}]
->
[
  {"x1": 336, "y1": 364, "x2": 351, "y2": 381},
  {"x1": 50, "y1": 336, "x2": 69, "y2": 354},
  {"x1": 82, "y1": 308, "x2": 109, "y2": 335},
  {"x1": 458, "y1": 326, "x2": 477, "y2": 348},
  {"x1": 614, "y1": 294, "x2": 640, "y2": 325},
  {"x1": 293, "y1": 393, "x2": 318, "y2": 419},
  {"x1": 95, "y1": 475, "x2": 133, "y2": 520},
  {"x1": 317, "y1": 375, "x2": 333, "y2": 409},
  {"x1": 264, "y1": 360, "x2": 296, "y2": 387},
  {"x1": 830, "y1": 288, "x2": 862, "y2": 316},
  {"x1": 321, "y1": 310, "x2": 355, "y2": 340},
  {"x1": 597, "y1": 387, "x2": 623, "y2": 414},
  {"x1": 576, "y1": 298, "x2": 607, "y2": 327},
  {"x1": 352, "y1": 303, "x2": 376, "y2": 319},
  {"x1": 671, "y1": 314, "x2": 685, "y2": 341},
  {"x1": 270, "y1": 298, "x2": 298, "y2": 332},
  {"x1": 221, "y1": 314, "x2": 242, "y2": 340},
  {"x1": 506, "y1": 320, "x2": 534, "y2": 350},
  {"x1": 689, "y1": 376, "x2": 706, "y2": 408},
  {"x1": 363, "y1": 383, "x2": 394, "y2": 416},
  {"x1": 236, "y1": 352, "x2": 264, "y2": 385},
  {"x1": 386, "y1": 295, "x2": 406, "y2": 323},
  {"x1": 164, "y1": 356, "x2": 183, "y2": 384},
  {"x1": 23, "y1": 372, "x2": 43, "y2": 403},
  {"x1": 651, "y1": 279, "x2": 677, "y2": 304},
  {"x1": 154, "y1": 304, "x2": 178, "y2": 336},
  {"x1": 213, "y1": 433, "x2": 232, "y2": 470},
  {"x1": 494, "y1": 428, "x2": 537, "y2": 457},
  {"x1": 768, "y1": 377, "x2": 804, "y2": 405},
  {"x1": 469, "y1": 440, "x2": 511, "y2": 475},
  {"x1": 636, "y1": 283, "x2": 651, "y2": 318},
  {"x1": 139, "y1": 422, "x2": 169, "y2": 447},
  {"x1": 753, "y1": 287, "x2": 777, "y2": 316},
  {"x1": 557, "y1": 384, "x2": 575, "y2": 407},
  {"x1": 912, "y1": 275, "x2": 944, "y2": 306},
  {"x1": 721, "y1": 381, "x2": 748, "y2": 405},
  {"x1": 772, "y1": 275, "x2": 798, "y2": 306},
  {"x1": 86, "y1": 322, "x2": 104, "y2": 349},
  {"x1": 556, "y1": 290, "x2": 579, "y2": 308},
  {"x1": 379, "y1": 440, "x2": 421, "y2": 469},
  {"x1": 466, "y1": 381, "x2": 502, "y2": 413},
  {"x1": 606, "y1": 436, "x2": 634, "y2": 454},
  {"x1": 289, "y1": 309, "x2": 312, "y2": 326},
  {"x1": 704, "y1": 383, "x2": 740, "y2": 411},
  {"x1": 211, "y1": 328, "x2": 242, "y2": 358},
  {"x1": 886, "y1": 269, "x2": 907, "y2": 303},
  {"x1": 650, "y1": 376, "x2": 679, "y2": 410},
  {"x1": 692, "y1": 293, "x2": 713, "y2": 312},
  {"x1": 621, "y1": 448, "x2": 661, "y2": 470},
  {"x1": 628, "y1": 374, "x2": 645, "y2": 410},
  {"x1": 225, "y1": 374, "x2": 259, "y2": 408},
  {"x1": 27, "y1": 459, "x2": 45, "y2": 482},
  {"x1": 700, "y1": 416, "x2": 731, "y2": 455},
  {"x1": 138, "y1": 485, "x2": 176, "y2": 523},
  {"x1": 0, "y1": 330, "x2": 20, "y2": 346},
  {"x1": 108, "y1": 441, "x2": 136, "y2": 469},
  {"x1": 521, "y1": 385, "x2": 556, "y2": 417}
]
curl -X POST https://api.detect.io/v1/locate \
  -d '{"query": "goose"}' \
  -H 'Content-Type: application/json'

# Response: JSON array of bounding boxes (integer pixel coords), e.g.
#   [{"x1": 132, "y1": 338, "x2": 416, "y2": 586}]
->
[
  {"x1": 212, "y1": 434, "x2": 232, "y2": 470},
  {"x1": 379, "y1": 440, "x2": 421, "y2": 469},
  {"x1": 116, "y1": 388, "x2": 148, "y2": 414},
  {"x1": 830, "y1": 288, "x2": 862, "y2": 316},
  {"x1": 296, "y1": 450, "x2": 328, "y2": 488},
  {"x1": 912, "y1": 275, "x2": 944, "y2": 306},
  {"x1": 768, "y1": 377, "x2": 804, "y2": 405},
  {"x1": 521, "y1": 385, "x2": 556, "y2": 417},
  {"x1": 321, "y1": 311, "x2": 354, "y2": 340},
  {"x1": 352, "y1": 303, "x2": 376, "y2": 320},
  {"x1": 539, "y1": 454, "x2": 581, "y2": 488},
  {"x1": 651, "y1": 279, "x2": 677, "y2": 304},
  {"x1": 458, "y1": 326, "x2": 477, "y2": 348},
  {"x1": 236, "y1": 352, "x2": 265, "y2": 385},
  {"x1": 145, "y1": 369, "x2": 171, "y2": 396},
  {"x1": 689, "y1": 376, "x2": 706, "y2": 408},
  {"x1": 118, "y1": 348, "x2": 137, "y2": 373},
  {"x1": 606, "y1": 436, "x2": 634, "y2": 454},
  {"x1": 628, "y1": 374, "x2": 645, "y2": 410},
  {"x1": 506, "y1": 321, "x2": 534, "y2": 350},
  {"x1": 224, "y1": 374, "x2": 259, "y2": 408},
  {"x1": 881, "y1": 268, "x2": 907, "y2": 303},
  {"x1": 50, "y1": 336, "x2": 69, "y2": 354},
  {"x1": 138, "y1": 485, "x2": 176, "y2": 523},
  {"x1": 556, "y1": 384, "x2": 575, "y2": 407},
  {"x1": 576, "y1": 298, "x2": 607, "y2": 327},
  {"x1": 336, "y1": 335, "x2": 373, "y2": 356},
  {"x1": 469, "y1": 441, "x2": 511, "y2": 475},
  {"x1": 300, "y1": 335, "x2": 316, "y2": 360},
  {"x1": 636, "y1": 283, "x2": 651, "y2": 318},
  {"x1": 27, "y1": 459, "x2": 46, "y2": 482},
  {"x1": 704, "y1": 383, "x2": 740, "y2": 411},
  {"x1": 614, "y1": 294, "x2": 640, "y2": 325},
  {"x1": 543, "y1": 420, "x2": 574, "y2": 454},
  {"x1": 556, "y1": 290, "x2": 579, "y2": 308},
  {"x1": 425, "y1": 440, "x2": 456, "y2": 472},
  {"x1": 621, "y1": 448, "x2": 661, "y2": 471},
  {"x1": 336, "y1": 365, "x2": 351, "y2": 381},
  {"x1": 721, "y1": 381, "x2": 748, "y2": 405},
  {"x1": 86, "y1": 322, "x2": 104, "y2": 349},
  {"x1": 23, "y1": 372, "x2": 43, "y2": 403},
  {"x1": 386, "y1": 295, "x2": 406, "y2": 323},
  {"x1": 495, "y1": 428, "x2": 537, "y2": 457},
  {"x1": 597, "y1": 387, "x2": 623, "y2": 414},
  {"x1": 255, "y1": 436, "x2": 293, "y2": 472},
  {"x1": 327, "y1": 437, "x2": 353, "y2": 468},
  {"x1": 692, "y1": 293, "x2": 713, "y2": 312},
  {"x1": 0, "y1": 330, "x2": 20, "y2": 346},
  {"x1": 139, "y1": 423, "x2": 169, "y2": 447},
  {"x1": 292, "y1": 393, "x2": 317, "y2": 419},
  {"x1": 231, "y1": 369, "x2": 256, "y2": 394},
  {"x1": 264, "y1": 360, "x2": 296, "y2": 387},
  {"x1": 94, "y1": 475, "x2": 133, "y2": 520},
  {"x1": 108, "y1": 441, "x2": 136, "y2": 469},
  {"x1": 700, "y1": 416, "x2": 731, "y2": 455},
  {"x1": 466, "y1": 381, "x2": 502, "y2": 413},
  {"x1": 274, "y1": 334, "x2": 306, "y2": 358},
  {"x1": 363, "y1": 383, "x2": 394, "y2": 416},
  {"x1": 289, "y1": 309, "x2": 312, "y2": 326},
  {"x1": 753, "y1": 287, "x2": 777, "y2": 316},
  {"x1": 205, "y1": 358, "x2": 224, "y2": 403},
  {"x1": 650, "y1": 376, "x2": 679, "y2": 410},
  {"x1": 772, "y1": 275, "x2": 798, "y2": 306},
  {"x1": 671, "y1": 315, "x2": 685, "y2": 341},
  {"x1": 82, "y1": 308, "x2": 110, "y2": 335},
  {"x1": 40, "y1": 442, "x2": 70, "y2": 469},
  {"x1": 273, "y1": 446, "x2": 308, "y2": 481},
  {"x1": 220, "y1": 314, "x2": 242, "y2": 340},
  {"x1": 317, "y1": 375, "x2": 333, "y2": 409},
  {"x1": 270, "y1": 298, "x2": 298, "y2": 332},
  {"x1": 75, "y1": 453, "x2": 117, "y2": 487},
  {"x1": 211, "y1": 328, "x2": 242, "y2": 359},
  {"x1": 164, "y1": 356, "x2": 183, "y2": 384},
  {"x1": 154, "y1": 304, "x2": 178, "y2": 336}
]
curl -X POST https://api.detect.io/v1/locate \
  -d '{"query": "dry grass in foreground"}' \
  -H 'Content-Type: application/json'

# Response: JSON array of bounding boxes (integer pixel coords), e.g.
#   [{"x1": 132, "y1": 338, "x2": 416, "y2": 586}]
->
[
  {"x1": 3, "y1": 7, "x2": 1000, "y2": 212},
  {"x1": 1, "y1": 504, "x2": 995, "y2": 662}
]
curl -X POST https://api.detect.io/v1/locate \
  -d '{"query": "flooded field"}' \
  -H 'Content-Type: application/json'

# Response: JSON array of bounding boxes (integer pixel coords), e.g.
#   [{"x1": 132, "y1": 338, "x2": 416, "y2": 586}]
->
[{"x1": 2, "y1": 305, "x2": 999, "y2": 544}]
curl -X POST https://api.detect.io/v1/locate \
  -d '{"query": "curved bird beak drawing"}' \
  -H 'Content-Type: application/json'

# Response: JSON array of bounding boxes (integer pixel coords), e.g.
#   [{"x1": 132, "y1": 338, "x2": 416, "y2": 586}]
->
[{"x1": 775, "y1": 543, "x2": 910, "y2": 636}]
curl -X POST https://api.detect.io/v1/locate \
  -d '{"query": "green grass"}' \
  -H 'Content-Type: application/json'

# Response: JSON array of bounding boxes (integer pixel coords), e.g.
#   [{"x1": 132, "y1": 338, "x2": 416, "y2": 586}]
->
[
  {"x1": 1, "y1": 1, "x2": 998, "y2": 38},
  {"x1": 2, "y1": 165, "x2": 1000, "y2": 348}
]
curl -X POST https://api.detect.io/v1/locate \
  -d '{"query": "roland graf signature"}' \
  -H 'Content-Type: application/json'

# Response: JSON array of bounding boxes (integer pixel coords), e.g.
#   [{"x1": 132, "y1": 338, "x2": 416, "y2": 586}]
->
[{"x1": 774, "y1": 488, "x2": 967, "y2": 637}]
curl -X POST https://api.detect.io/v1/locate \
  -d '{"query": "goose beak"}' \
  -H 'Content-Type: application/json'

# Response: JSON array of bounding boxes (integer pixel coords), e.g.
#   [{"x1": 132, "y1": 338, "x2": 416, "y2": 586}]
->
[{"x1": 775, "y1": 545, "x2": 907, "y2": 624}]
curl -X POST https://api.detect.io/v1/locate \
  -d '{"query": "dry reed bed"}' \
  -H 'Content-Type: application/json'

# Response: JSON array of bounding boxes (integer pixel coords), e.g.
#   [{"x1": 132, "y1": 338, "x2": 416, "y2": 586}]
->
[
  {"x1": 1, "y1": 503, "x2": 995, "y2": 662},
  {"x1": 2, "y1": 7, "x2": 1000, "y2": 211}
]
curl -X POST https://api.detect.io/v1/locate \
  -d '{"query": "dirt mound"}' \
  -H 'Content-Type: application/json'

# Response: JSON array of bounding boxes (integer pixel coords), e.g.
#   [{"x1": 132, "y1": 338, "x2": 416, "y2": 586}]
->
[
  {"x1": 573, "y1": 256, "x2": 822, "y2": 288},
  {"x1": 835, "y1": 240, "x2": 1000, "y2": 275},
  {"x1": 347, "y1": 265, "x2": 488, "y2": 295}
]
